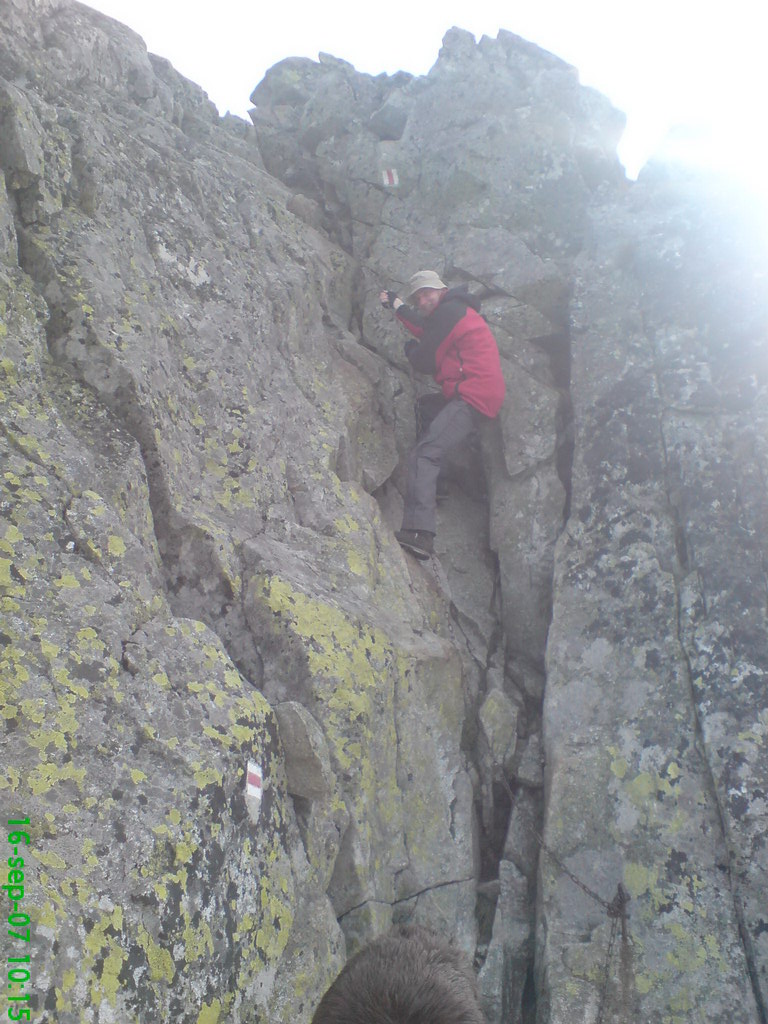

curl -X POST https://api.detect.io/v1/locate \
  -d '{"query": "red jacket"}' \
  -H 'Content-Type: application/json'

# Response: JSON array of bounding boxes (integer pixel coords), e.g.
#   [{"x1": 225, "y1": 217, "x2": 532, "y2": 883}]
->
[{"x1": 396, "y1": 288, "x2": 505, "y2": 418}]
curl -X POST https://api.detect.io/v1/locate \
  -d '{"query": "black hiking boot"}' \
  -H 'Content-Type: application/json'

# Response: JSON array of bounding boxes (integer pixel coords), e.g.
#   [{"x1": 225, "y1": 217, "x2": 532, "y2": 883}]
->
[{"x1": 395, "y1": 529, "x2": 434, "y2": 559}]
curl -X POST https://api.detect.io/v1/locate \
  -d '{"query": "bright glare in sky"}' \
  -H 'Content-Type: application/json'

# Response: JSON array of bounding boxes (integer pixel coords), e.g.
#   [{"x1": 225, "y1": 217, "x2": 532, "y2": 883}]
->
[{"x1": 83, "y1": 0, "x2": 766, "y2": 193}]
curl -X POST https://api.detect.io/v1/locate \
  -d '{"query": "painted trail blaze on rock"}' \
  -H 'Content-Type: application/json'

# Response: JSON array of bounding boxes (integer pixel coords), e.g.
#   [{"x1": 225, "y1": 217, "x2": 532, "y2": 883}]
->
[
  {"x1": 246, "y1": 760, "x2": 263, "y2": 797},
  {"x1": 245, "y1": 760, "x2": 264, "y2": 825}
]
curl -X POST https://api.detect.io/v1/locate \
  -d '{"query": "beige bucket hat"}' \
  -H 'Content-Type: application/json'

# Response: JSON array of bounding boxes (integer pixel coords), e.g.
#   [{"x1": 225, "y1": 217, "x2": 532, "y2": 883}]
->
[{"x1": 406, "y1": 270, "x2": 447, "y2": 300}]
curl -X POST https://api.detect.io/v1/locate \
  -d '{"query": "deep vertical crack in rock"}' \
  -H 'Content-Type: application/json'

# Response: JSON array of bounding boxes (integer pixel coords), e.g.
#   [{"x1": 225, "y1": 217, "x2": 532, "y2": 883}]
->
[{"x1": 471, "y1": 317, "x2": 573, "y2": 1019}]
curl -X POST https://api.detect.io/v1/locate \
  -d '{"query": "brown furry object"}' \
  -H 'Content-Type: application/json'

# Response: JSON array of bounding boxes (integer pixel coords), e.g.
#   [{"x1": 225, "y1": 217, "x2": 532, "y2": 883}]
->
[{"x1": 311, "y1": 925, "x2": 486, "y2": 1024}]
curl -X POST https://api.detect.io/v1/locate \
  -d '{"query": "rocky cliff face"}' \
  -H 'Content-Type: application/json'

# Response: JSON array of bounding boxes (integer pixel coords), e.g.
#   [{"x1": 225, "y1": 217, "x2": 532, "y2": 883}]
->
[{"x1": 1, "y1": 2, "x2": 766, "y2": 1022}]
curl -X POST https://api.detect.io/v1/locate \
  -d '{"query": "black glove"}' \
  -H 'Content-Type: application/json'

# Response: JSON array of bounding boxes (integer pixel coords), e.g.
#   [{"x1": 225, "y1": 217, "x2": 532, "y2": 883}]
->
[{"x1": 380, "y1": 290, "x2": 398, "y2": 309}]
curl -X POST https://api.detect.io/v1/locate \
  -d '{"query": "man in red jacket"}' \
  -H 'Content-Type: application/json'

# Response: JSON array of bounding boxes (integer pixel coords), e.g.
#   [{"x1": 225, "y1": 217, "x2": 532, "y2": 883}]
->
[{"x1": 380, "y1": 270, "x2": 506, "y2": 559}]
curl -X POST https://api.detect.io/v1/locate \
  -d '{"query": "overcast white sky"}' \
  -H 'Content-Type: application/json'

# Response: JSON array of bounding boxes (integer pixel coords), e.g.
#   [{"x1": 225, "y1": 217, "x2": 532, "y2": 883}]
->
[{"x1": 84, "y1": 0, "x2": 766, "y2": 186}]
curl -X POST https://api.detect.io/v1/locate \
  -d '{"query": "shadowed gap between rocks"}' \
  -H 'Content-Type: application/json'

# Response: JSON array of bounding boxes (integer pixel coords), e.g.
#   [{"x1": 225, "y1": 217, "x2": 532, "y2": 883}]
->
[
  {"x1": 367, "y1": 316, "x2": 575, "y2": 1020},
  {"x1": 475, "y1": 321, "x2": 573, "y2": 1021}
]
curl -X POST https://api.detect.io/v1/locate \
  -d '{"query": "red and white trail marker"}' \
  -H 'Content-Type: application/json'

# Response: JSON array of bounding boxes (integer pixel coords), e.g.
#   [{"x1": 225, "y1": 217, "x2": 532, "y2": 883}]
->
[
  {"x1": 246, "y1": 760, "x2": 263, "y2": 801},
  {"x1": 382, "y1": 168, "x2": 399, "y2": 187},
  {"x1": 245, "y1": 760, "x2": 264, "y2": 825}
]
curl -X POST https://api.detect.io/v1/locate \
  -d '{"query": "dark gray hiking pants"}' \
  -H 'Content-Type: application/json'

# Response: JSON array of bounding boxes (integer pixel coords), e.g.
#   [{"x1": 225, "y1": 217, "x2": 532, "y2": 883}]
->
[{"x1": 401, "y1": 397, "x2": 482, "y2": 534}]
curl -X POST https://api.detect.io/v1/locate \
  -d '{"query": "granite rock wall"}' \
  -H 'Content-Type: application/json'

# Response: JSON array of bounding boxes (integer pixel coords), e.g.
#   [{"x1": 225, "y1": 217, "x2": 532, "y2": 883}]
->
[{"x1": 1, "y1": 3, "x2": 766, "y2": 1022}]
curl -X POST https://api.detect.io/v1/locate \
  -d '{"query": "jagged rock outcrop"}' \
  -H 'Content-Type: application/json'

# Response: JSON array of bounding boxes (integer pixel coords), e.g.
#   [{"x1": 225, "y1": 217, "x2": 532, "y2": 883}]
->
[{"x1": 1, "y1": 3, "x2": 766, "y2": 1023}]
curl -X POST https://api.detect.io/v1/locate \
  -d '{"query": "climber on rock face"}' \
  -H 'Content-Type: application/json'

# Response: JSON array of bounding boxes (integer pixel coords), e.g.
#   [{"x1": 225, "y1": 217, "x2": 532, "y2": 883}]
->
[{"x1": 380, "y1": 270, "x2": 506, "y2": 559}]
